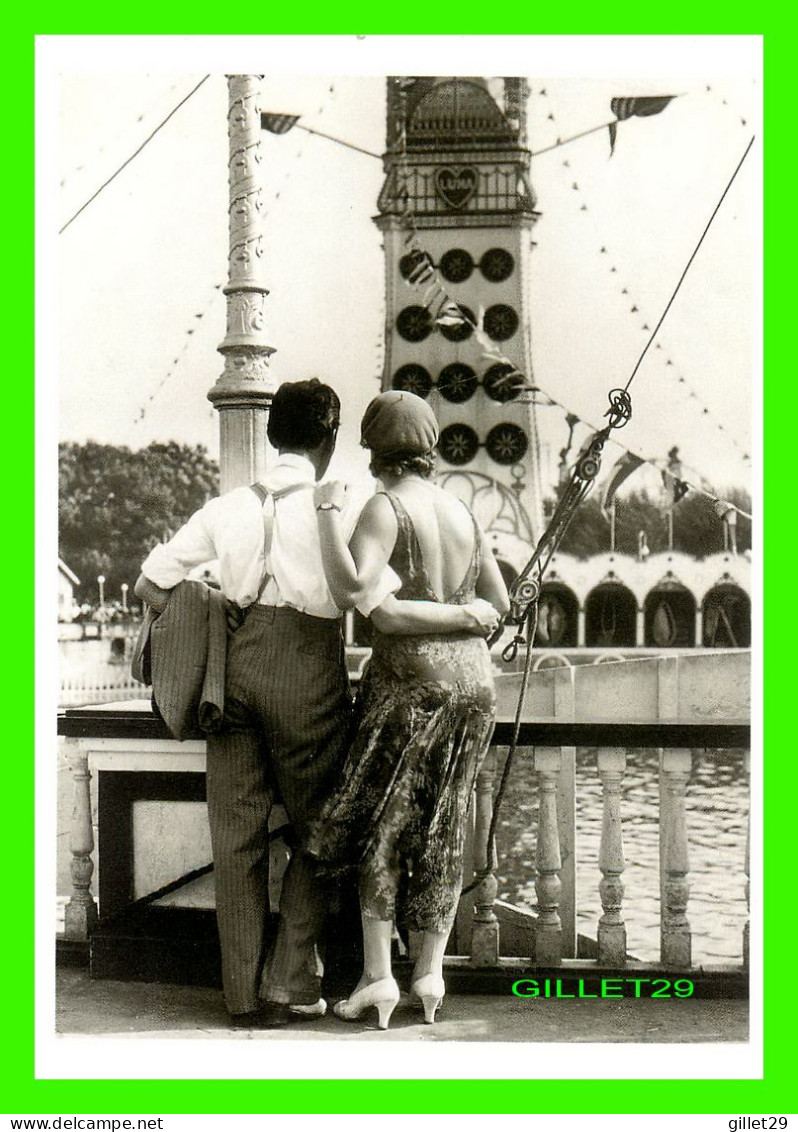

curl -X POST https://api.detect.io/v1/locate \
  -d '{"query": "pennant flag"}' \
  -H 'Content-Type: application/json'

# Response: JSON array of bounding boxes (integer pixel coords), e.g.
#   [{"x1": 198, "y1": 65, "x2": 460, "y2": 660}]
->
[
  {"x1": 404, "y1": 248, "x2": 435, "y2": 285},
  {"x1": 422, "y1": 280, "x2": 444, "y2": 307},
  {"x1": 600, "y1": 451, "x2": 645, "y2": 515},
  {"x1": 611, "y1": 95, "x2": 675, "y2": 120},
  {"x1": 435, "y1": 299, "x2": 467, "y2": 328},
  {"x1": 608, "y1": 95, "x2": 675, "y2": 155},
  {"x1": 663, "y1": 476, "x2": 690, "y2": 506},
  {"x1": 608, "y1": 121, "x2": 618, "y2": 156},
  {"x1": 659, "y1": 446, "x2": 689, "y2": 508},
  {"x1": 260, "y1": 112, "x2": 300, "y2": 135}
]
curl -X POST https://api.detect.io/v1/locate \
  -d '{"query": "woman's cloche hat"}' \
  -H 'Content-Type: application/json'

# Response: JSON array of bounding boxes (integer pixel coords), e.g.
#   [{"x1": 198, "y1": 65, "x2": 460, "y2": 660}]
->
[{"x1": 360, "y1": 390, "x2": 439, "y2": 456}]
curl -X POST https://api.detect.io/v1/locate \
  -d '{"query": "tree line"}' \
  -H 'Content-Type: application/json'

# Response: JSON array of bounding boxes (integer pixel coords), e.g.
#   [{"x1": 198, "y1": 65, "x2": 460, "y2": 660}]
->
[
  {"x1": 58, "y1": 442, "x2": 219, "y2": 603},
  {"x1": 552, "y1": 487, "x2": 752, "y2": 560}
]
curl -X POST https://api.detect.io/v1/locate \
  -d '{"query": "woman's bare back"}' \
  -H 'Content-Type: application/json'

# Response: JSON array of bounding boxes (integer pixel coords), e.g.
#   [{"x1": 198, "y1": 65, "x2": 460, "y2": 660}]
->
[{"x1": 387, "y1": 481, "x2": 475, "y2": 602}]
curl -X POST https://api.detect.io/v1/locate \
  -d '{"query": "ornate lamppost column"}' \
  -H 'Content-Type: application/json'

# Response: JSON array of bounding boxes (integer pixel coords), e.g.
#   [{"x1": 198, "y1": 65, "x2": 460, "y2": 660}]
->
[{"x1": 208, "y1": 74, "x2": 276, "y2": 493}]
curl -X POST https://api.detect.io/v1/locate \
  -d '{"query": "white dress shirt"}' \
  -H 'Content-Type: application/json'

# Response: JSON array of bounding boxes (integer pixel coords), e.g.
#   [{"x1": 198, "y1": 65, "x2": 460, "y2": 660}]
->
[{"x1": 141, "y1": 453, "x2": 396, "y2": 619}]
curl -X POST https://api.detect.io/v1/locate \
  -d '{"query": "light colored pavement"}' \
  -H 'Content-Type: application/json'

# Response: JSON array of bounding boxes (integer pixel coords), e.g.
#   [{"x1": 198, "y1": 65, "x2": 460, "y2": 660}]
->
[{"x1": 56, "y1": 967, "x2": 748, "y2": 1043}]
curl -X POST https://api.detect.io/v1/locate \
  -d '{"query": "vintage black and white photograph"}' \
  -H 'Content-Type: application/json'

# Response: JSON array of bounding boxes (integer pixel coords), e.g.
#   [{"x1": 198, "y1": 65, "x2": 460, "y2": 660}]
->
[{"x1": 44, "y1": 35, "x2": 760, "y2": 1078}]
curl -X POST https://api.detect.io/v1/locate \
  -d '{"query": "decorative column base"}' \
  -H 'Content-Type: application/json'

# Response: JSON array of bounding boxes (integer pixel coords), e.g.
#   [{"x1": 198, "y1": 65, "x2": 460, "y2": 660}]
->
[{"x1": 470, "y1": 872, "x2": 500, "y2": 967}]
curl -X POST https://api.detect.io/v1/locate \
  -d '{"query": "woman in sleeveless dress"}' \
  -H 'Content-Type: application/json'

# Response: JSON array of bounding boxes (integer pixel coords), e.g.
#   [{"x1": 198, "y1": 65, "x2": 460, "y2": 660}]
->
[{"x1": 308, "y1": 391, "x2": 510, "y2": 1029}]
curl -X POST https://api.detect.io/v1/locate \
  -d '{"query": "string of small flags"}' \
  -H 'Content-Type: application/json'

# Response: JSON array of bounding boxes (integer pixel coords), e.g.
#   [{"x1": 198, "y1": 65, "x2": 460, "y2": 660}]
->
[
  {"x1": 530, "y1": 372, "x2": 752, "y2": 522},
  {"x1": 134, "y1": 285, "x2": 222, "y2": 425},
  {"x1": 387, "y1": 89, "x2": 750, "y2": 518},
  {"x1": 260, "y1": 80, "x2": 338, "y2": 205},
  {"x1": 254, "y1": 79, "x2": 753, "y2": 464},
  {"x1": 60, "y1": 75, "x2": 211, "y2": 235},
  {"x1": 536, "y1": 86, "x2": 751, "y2": 467},
  {"x1": 373, "y1": 304, "x2": 386, "y2": 382},
  {"x1": 702, "y1": 81, "x2": 754, "y2": 131},
  {"x1": 60, "y1": 79, "x2": 181, "y2": 189}
]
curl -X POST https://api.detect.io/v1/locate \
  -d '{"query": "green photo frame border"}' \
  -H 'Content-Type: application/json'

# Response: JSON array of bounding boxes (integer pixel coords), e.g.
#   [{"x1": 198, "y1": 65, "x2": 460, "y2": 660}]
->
[{"x1": 15, "y1": 20, "x2": 780, "y2": 1117}]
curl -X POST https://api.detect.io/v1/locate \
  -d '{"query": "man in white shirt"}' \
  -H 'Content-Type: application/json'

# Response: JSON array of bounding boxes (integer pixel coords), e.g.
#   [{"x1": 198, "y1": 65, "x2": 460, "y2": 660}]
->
[
  {"x1": 136, "y1": 380, "x2": 398, "y2": 1025},
  {"x1": 136, "y1": 379, "x2": 501, "y2": 1026}
]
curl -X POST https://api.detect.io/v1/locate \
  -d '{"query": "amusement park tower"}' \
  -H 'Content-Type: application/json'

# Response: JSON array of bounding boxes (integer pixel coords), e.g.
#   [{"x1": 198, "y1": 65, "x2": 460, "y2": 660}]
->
[{"x1": 375, "y1": 76, "x2": 543, "y2": 579}]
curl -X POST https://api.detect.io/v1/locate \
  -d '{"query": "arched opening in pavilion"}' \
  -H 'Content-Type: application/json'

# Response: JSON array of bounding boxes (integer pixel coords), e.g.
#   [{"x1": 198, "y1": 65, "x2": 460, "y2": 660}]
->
[
  {"x1": 644, "y1": 582, "x2": 697, "y2": 648},
  {"x1": 584, "y1": 582, "x2": 637, "y2": 648},
  {"x1": 702, "y1": 583, "x2": 751, "y2": 648},
  {"x1": 536, "y1": 582, "x2": 579, "y2": 648}
]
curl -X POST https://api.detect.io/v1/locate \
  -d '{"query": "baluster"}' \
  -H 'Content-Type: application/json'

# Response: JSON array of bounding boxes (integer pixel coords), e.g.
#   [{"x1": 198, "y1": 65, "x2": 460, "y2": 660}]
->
[
  {"x1": 554, "y1": 667, "x2": 577, "y2": 959},
  {"x1": 63, "y1": 739, "x2": 98, "y2": 939},
  {"x1": 470, "y1": 747, "x2": 499, "y2": 966},
  {"x1": 597, "y1": 747, "x2": 627, "y2": 966},
  {"x1": 534, "y1": 748, "x2": 563, "y2": 966},
  {"x1": 743, "y1": 747, "x2": 750, "y2": 967},
  {"x1": 659, "y1": 748, "x2": 692, "y2": 968}
]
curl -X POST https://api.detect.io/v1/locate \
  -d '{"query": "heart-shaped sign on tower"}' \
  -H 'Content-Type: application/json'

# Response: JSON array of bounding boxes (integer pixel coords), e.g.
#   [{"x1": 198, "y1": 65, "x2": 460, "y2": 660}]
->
[{"x1": 435, "y1": 166, "x2": 478, "y2": 210}]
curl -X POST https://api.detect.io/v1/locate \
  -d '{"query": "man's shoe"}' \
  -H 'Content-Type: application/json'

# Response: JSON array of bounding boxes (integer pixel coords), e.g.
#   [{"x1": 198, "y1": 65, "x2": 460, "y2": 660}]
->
[
  {"x1": 229, "y1": 1003, "x2": 290, "y2": 1029},
  {"x1": 288, "y1": 998, "x2": 327, "y2": 1018}
]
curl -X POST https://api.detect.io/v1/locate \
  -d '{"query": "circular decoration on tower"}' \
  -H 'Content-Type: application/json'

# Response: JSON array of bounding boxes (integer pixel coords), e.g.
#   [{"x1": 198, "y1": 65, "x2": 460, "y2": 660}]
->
[
  {"x1": 485, "y1": 423, "x2": 528, "y2": 465},
  {"x1": 483, "y1": 363, "x2": 524, "y2": 403},
  {"x1": 438, "y1": 424, "x2": 479, "y2": 466},
  {"x1": 438, "y1": 303, "x2": 475, "y2": 342},
  {"x1": 439, "y1": 248, "x2": 474, "y2": 283},
  {"x1": 399, "y1": 249, "x2": 434, "y2": 282},
  {"x1": 480, "y1": 248, "x2": 515, "y2": 282},
  {"x1": 392, "y1": 364, "x2": 433, "y2": 399},
  {"x1": 483, "y1": 304, "x2": 519, "y2": 341},
  {"x1": 396, "y1": 305, "x2": 433, "y2": 342},
  {"x1": 437, "y1": 364, "x2": 478, "y2": 404}
]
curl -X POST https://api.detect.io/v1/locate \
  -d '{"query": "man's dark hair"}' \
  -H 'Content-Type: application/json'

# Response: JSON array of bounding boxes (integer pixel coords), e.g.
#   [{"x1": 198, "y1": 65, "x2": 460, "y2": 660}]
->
[{"x1": 267, "y1": 379, "x2": 341, "y2": 451}]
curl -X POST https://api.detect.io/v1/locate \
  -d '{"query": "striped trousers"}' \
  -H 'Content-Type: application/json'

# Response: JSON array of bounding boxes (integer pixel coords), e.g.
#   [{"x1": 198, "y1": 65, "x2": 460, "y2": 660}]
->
[{"x1": 205, "y1": 605, "x2": 352, "y2": 1014}]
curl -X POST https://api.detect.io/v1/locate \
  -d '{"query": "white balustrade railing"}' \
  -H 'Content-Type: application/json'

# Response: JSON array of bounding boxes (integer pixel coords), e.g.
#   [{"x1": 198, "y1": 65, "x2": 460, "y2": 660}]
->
[
  {"x1": 59, "y1": 665, "x2": 150, "y2": 706},
  {"x1": 57, "y1": 652, "x2": 750, "y2": 981},
  {"x1": 465, "y1": 651, "x2": 750, "y2": 972}
]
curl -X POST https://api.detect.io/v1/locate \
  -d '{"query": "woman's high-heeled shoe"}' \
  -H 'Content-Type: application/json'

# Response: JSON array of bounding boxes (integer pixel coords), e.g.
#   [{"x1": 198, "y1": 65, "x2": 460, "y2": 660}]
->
[
  {"x1": 410, "y1": 973, "x2": 446, "y2": 1024},
  {"x1": 333, "y1": 977, "x2": 400, "y2": 1030}
]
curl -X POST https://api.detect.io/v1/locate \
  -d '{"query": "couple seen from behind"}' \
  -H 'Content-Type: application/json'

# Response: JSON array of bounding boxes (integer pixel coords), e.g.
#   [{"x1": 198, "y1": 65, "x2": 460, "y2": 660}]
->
[{"x1": 136, "y1": 379, "x2": 510, "y2": 1031}]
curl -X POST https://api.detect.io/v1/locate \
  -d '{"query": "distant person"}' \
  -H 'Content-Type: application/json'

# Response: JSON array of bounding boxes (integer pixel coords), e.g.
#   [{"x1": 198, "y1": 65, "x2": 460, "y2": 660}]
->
[
  {"x1": 135, "y1": 379, "x2": 498, "y2": 1028},
  {"x1": 308, "y1": 390, "x2": 510, "y2": 1029}
]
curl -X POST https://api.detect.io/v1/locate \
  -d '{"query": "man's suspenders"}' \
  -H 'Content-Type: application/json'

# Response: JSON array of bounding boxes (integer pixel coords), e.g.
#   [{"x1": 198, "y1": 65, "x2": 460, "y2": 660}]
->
[{"x1": 249, "y1": 481, "x2": 314, "y2": 603}]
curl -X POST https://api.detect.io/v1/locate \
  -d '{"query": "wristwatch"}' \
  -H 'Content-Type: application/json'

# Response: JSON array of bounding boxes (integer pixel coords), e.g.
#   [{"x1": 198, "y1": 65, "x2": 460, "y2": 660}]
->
[{"x1": 316, "y1": 502, "x2": 342, "y2": 512}]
